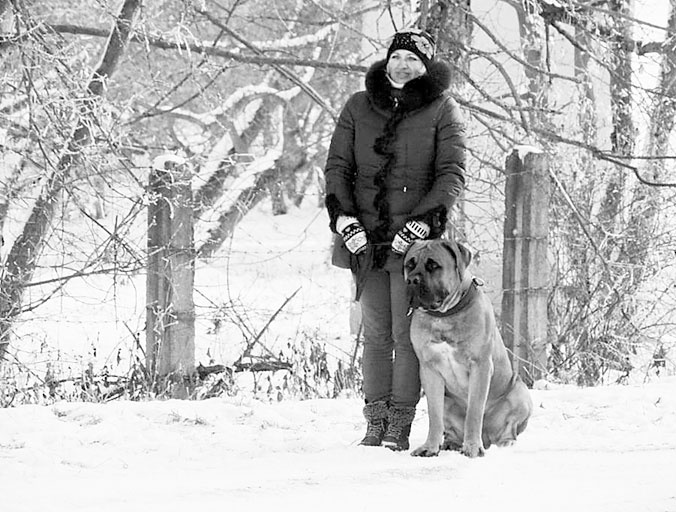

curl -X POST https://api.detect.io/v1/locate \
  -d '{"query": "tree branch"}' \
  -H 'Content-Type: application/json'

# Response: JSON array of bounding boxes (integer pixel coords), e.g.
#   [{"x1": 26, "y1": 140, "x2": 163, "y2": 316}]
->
[
  {"x1": 457, "y1": 97, "x2": 676, "y2": 187},
  {"x1": 195, "y1": 9, "x2": 337, "y2": 120},
  {"x1": 40, "y1": 23, "x2": 367, "y2": 74},
  {"x1": 466, "y1": 8, "x2": 580, "y2": 84}
]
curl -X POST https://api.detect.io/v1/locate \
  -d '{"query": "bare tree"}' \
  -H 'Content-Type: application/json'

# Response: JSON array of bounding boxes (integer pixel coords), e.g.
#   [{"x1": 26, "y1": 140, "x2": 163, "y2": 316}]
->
[{"x1": 0, "y1": 0, "x2": 141, "y2": 359}]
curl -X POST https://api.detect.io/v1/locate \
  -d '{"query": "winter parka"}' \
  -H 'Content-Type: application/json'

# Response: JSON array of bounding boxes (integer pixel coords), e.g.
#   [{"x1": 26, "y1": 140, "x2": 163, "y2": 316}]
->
[{"x1": 325, "y1": 58, "x2": 466, "y2": 270}]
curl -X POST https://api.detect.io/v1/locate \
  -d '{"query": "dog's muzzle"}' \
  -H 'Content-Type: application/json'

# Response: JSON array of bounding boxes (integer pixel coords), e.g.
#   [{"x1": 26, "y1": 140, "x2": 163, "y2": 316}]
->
[
  {"x1": 406, "y1": 272, "x2": 441, "y2": 310},
  {"x1": 406, "y1": 273, "x2": 423, "y2": 310}
]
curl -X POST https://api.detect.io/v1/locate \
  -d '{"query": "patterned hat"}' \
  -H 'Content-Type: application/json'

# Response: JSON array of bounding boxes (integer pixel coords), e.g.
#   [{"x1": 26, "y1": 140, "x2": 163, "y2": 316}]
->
[{"x1": 386, "y1": 29, "x2": 436, "y2": 70}]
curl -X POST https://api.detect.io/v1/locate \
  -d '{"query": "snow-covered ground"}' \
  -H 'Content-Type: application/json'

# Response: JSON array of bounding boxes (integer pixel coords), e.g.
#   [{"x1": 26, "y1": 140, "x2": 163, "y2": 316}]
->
[
  {"x1": 1, "y1": 376, "x2": 675, "y2": 512},
  {"x1": 2, "y1": 197, "x2": 675, "y2": 511}
]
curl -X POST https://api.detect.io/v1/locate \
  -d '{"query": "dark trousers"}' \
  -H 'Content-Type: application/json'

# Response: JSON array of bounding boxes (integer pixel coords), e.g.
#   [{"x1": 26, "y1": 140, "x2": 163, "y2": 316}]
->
[{"x1": 358, "y1": 267, "x2": 421, "y2": 408}]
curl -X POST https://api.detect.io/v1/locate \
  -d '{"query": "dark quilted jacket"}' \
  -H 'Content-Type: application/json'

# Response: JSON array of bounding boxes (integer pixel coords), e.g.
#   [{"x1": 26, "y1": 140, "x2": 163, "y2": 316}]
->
[{"x1": 325, "y1": 59, "x2": 466, "y2": 269}]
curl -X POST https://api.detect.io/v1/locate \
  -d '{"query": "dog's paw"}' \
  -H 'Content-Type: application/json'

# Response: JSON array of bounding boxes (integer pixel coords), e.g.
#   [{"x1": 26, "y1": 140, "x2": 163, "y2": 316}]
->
[
  {"x1": 495, "y1": 439, "x2": 515, "y2": 448},
  {"x1": 410, "y1": 443, "x2": 441, "y2": 457},
  {"x1": 461, "y1": 441, "x2": 485, "y2": 458},
  {"x1": 441, "y1": 433, "x2": 462, "y2": 452}
]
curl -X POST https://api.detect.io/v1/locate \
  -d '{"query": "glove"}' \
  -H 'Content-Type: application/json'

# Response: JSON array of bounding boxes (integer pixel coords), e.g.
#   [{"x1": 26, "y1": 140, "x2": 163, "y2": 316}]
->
[
  {"x1": 336, "y1": 216, "x2": 368, "y2": 255},
  {"x1": 391, "y1": 220, "x2": 430, "y2": 255}
]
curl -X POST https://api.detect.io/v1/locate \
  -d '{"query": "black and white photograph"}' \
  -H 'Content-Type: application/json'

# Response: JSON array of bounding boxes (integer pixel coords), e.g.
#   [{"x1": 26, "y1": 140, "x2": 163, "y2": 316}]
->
[{"x1": 0, "y1": 1, "x2": 674, "y2": 511}]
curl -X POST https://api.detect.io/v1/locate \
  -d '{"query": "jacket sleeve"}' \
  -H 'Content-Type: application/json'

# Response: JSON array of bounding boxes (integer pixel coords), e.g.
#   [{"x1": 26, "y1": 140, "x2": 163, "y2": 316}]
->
[
  {"x1": 324, "y1": 96, "x2": 359, "y2": 233},
  {"x1": 409, "y1": 96, "x2": 466, "y2": 237}
]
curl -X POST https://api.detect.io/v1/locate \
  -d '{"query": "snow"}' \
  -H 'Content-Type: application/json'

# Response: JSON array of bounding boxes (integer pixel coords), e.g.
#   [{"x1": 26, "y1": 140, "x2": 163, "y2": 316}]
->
[
  {"x1": 1, "y1": 376, "x2": 675, "y2": 511},
  {"x1": 513, "y1": 144, "x2": 543, "y2": 158},
  {"x1": 2, "y1": 193, "x2": 675, "y2": 511}
]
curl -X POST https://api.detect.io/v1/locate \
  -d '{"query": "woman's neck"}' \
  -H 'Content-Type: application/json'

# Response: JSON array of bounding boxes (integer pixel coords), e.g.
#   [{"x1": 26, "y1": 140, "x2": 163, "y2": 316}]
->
[{"x1": 386, "y1": 73, "x2": 406, "y2": 89}]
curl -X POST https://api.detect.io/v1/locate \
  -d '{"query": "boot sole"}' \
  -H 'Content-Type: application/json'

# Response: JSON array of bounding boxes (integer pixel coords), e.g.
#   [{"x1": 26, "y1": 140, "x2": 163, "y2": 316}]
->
[{"x1": 382, "y1": 440, "x2": 409, "y2": 451}]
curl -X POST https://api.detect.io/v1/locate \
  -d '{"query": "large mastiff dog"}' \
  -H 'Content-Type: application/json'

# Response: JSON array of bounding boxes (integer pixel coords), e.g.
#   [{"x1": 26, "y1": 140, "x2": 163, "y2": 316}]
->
[{"x1": 404, "y1": 239, "x2": 532, "y2": 457}]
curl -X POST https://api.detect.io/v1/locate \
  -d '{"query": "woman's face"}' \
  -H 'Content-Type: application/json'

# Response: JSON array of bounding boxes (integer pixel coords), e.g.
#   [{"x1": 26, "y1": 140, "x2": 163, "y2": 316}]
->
[{"x1": 386, "y1": 49, "x2": 426, "y2": 84}]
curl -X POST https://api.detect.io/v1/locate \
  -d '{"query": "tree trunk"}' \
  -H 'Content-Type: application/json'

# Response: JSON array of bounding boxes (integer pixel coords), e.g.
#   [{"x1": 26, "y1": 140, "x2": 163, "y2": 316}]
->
[
  {"x1": 599, "y1": 0, "x2": 634, "y2": 232},
  {"x1": 427, "y1": 0, "x2": 472, "y2": 240},
  {"x1": 516, "y1": 0, "x2": 550, "y2": 132},
  {"x1": 0, "y1": 0, "x2": 141, "y2": 360},
  {"x1": 622, "y1": 0, "x2": 676, "y2": 275},
  {"x1": 428, "y1": 0, "x2": 471, "y2": 95},
  {"x1": 0, "y1": 0, "x2": 13, "y2": 36},
  {"x1": 574, "y1": 25, "x2": 597, "y2": 147},
  {"x1": 273, "y1": 106, "x2": 309, "y2": 212}
]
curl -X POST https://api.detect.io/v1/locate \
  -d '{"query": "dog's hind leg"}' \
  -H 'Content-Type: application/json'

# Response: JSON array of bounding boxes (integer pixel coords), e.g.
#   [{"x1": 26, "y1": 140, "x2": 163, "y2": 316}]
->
[
  {"x1": 441, "y1": 431, "x2": 463, "y2": 451},
  {"x1": 483, "y1": 381, "x2": 532, "y2": 447},
  {"x1": 441, "y1": 396, "x2": 465, "y2": 451}
]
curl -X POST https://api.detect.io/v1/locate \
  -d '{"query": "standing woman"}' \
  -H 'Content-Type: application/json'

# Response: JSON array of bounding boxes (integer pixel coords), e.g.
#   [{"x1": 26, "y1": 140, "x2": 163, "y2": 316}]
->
[{"x1": 324, "y1": 29, "x2": 466, "y2": 450}]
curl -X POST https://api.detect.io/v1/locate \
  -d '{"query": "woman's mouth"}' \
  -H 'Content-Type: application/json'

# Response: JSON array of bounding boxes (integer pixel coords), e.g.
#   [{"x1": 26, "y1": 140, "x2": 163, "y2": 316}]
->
[{"x1": 392, "y1": 71, "x2": 412, "y2": 81}]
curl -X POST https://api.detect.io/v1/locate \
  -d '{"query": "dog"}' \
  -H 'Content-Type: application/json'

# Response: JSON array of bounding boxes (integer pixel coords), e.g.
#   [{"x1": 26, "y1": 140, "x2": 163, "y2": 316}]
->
[{"x1": 404, "y1": 239, "x2": 532, "y2": 457}]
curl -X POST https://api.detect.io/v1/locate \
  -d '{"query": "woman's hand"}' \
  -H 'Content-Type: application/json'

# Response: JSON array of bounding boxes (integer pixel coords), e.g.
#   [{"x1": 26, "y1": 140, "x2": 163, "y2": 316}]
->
[
  {"x1": 336, "y1": 216, "x2": 368, "y2": 255},
  {"x1": 391, "y1": 220, "x2": 430, "y2": 255}
]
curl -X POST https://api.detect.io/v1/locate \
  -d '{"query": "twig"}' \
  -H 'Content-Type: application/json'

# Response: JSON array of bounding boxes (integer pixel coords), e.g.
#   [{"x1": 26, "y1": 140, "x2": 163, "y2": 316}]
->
[
  {"x1": 233, "y1": 360, "x2": 293, "y2": 372},
  {"x1": 235, "y1": 286, "x2": 301, "y2": 366}
]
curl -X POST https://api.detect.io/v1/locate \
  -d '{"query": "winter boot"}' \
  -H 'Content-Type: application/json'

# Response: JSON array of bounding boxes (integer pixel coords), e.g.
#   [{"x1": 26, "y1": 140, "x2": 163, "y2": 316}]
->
[
  {"x1": 382, "y1": 405, "x2": 416, "y2": 451},
  {"x1": 359, "y1": 400, "x2": 389, "y2": 446}
]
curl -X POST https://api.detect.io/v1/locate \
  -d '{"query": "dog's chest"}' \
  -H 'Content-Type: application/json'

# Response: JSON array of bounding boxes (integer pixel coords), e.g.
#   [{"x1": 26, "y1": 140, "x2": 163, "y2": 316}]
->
[
  {"x1": 416, "y1": 315, "x2": 462, "y2": 345},
  {"x1": 411, "y1": 313, "x2": 471, "y2": 390},
  {"x1": 411, "y1": 314, "x2": 468, "y2": 361},
  {"x1": 430, "y1": 319, "x2": 459, "y2": 345}
]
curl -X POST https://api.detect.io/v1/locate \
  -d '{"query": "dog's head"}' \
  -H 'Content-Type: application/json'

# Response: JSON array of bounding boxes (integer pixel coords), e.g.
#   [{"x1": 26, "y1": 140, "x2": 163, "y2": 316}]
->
[{"x1": 404, "y1": 239, "x2": 472, "y2": 311}]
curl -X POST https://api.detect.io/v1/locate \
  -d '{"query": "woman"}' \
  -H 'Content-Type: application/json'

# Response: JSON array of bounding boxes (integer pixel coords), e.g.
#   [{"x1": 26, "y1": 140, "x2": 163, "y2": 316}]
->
[{"x1": 324, "y1": 29, "x2": 466, "y2": 450}]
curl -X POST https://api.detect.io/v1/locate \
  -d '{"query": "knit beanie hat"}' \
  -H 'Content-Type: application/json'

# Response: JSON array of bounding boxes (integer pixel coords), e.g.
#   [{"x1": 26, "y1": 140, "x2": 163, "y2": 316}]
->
[{"x1": 386, "y1": 29, "x2": 436, "y2": 70}]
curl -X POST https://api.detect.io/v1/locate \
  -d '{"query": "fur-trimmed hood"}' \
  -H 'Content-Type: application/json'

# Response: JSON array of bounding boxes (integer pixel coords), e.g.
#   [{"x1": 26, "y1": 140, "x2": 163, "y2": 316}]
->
[{"x1": 365, "y1": 59, "x2": 452, "y2": 113}]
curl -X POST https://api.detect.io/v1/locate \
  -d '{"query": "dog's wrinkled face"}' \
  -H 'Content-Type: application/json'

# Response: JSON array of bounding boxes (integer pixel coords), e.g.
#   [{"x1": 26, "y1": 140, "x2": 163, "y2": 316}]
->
[{"x1": 404, "y1": 240, "x2": 472, "y2": 311}]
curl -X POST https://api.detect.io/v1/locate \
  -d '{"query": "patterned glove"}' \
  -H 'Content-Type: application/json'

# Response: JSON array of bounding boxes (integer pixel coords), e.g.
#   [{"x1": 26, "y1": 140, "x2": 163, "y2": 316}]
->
[
  {"x1": 336, "y1": 216, "x2": 368, "y2": 255},
  {"x1": 391, "y1": 220, "x2": 430, "y2": 255}
]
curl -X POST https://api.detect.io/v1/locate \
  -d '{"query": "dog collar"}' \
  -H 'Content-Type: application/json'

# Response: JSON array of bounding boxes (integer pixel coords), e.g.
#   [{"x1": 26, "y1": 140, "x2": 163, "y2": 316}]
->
[{"x1": 422, "y1": 277, "x2": 483, "y2": 318}]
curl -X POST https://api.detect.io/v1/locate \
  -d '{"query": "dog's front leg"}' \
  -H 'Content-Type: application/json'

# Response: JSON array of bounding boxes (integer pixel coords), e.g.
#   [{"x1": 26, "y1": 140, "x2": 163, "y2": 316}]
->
[
  {"x1": 411, "y1": 367, "x2": 445, "y2": 457},
  {"x1": 462, "y1": 358, "x2": 493, "y2": 458}
]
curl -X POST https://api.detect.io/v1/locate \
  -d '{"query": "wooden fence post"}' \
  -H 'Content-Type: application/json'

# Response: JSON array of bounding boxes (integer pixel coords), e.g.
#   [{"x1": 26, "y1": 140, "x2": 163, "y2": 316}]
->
[
  {"x1": 146, "y1": 155, "x2": 195, "y2": 395},
  {"x1": 501, "y1": 147, "x2": 549, "y2": 386}
]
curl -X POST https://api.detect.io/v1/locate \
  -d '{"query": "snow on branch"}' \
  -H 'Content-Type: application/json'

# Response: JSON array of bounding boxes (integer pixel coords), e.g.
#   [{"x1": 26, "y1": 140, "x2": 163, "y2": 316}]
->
[
  {"x1": 194, "y1": 144, "x2": 283, "y2": 246},
  {"x1": 251, "y1": 25, "x2": 336, "y2": 51},
  {"x1": 214, "y1": 85, "x2": 300, "y2": 120}
]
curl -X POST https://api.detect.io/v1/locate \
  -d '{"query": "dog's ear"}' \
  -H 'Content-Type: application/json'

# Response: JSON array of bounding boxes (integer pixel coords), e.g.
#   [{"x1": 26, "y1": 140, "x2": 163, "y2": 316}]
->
[
  {"x1": 455, "y1": 241, "x2": 473, "y2": 269},
  {"x1": 441, "y1": 240, "x2": 472, "y2": 277}
]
